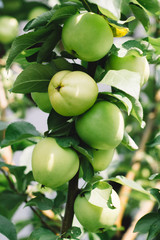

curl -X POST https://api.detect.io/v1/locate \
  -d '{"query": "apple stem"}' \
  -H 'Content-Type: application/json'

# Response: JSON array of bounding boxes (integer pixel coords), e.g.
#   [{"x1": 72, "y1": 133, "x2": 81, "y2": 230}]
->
[{"x1": 61, "y1": 169, "x2": 79, "y2": 238}]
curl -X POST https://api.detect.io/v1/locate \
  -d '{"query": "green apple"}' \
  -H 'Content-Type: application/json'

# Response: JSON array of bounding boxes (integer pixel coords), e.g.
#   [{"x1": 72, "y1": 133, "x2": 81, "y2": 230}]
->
[
  {"x1": 2, "y1": 0, "x2": 22, "y2": 12},
  {"x1": 48, "y1": 70, "x2": 98, "y2": 116},
  {"x1": 106, "y1": 51, "x2": 150, "y2": 86},
  {"x1": 31, "y1": 92, "x2": 52, "y2": 113},
  {"x1": 75, "y1": 101, "x2": 124, "y2": 150},
  {"x1": 62, "y1": 12, "x2": 113, "y2": 62},
  {"x1": 74, "y1": 185, "x2": 120, "y2": 232},
  {"x1": 89, "y1": 148, "x2": 115, "y2": 172},
  {"x1": 0, "y1": 16, "x2": 18, "y2": 44},
  {"x1": 28, "y1": 7, "x2": 48, "y2": 20},
  {"x1": 32, "y1": 137, "x2": 79, "y2": 189}
]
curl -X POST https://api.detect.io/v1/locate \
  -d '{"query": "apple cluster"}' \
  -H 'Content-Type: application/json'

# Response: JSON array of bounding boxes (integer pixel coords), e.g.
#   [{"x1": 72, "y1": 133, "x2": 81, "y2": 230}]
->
[{"x1": 31, "y1": 11, "x2": 150, "y2": 233}]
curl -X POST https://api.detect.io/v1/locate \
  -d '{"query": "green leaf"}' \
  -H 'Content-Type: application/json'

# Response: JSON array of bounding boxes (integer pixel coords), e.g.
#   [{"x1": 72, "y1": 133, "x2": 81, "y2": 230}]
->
[
  {"x1": 80, "y1": 157, "x2": 94, "y2": 182},
  {"x1": 118, "y1": 16, "x2": 135, "y2": 24},
  {"x1": 65, "y1": 226, "x2": 82, "y2": 239},
  {"x1": 47, "y1": 109, "x2": 72, "y2": 133},
  {"x1": 55, "y1": 136, "x2": 79, "y2": 148},
  {"x1": 129, "y1": 2, "x2": 150, "y2": 31},
  {"x1": 0, "y1": 121, "x2": 40, "y2": 148},
  {"x1": 25, "y1": 193, "x2": 53, "y2": 210},
  {"x1": 37, "y1": 27, "x2": 61, "y2": 63},
  {"x1": 14, "y1": 48, "x2": 40, "y2": 68},
  {"x1": 0, "y1": 215, "x2": 17, "y2": 240},
  {"x1": 0, "y1": 121, "x2": 8, "y2": 131},
  {"x1": 108, "y1": 175, "x2": 151, "y2": 196},
  {"x1": 122, "y1": 131, "x2": 138, "y2": 151},
  {"x1": 147, "y1": 134, "x2": 160, "y2": 147},
  {"x1": 122, "y1": 40, "x2": 148, "y2": 55},
  {"x1": 73, "y1": 144, "x2": 93, "y2": 161},
  {"x1": 0, "y1": 190, "x2": 26, "y2": 219},
  {"x1": 0, "y1": 162, "x2": 25, "y2": 175},
  {"x1": 11, "y1": 64, "x2": 55, "y2": 94},
  {"x1": 11, "y1": 139, "x2": 35, "y2": 152},
  {"x1": 6, "y1": 25, "x2": 54, "y2": 69},
  {"x1": 93, "y1": 181, "x2": 112, "y2": 191},
  {"x1": 88, "y1": 0, "x2": 121, "y2": 20},
  {"x1": 136, "y1": 0, "x2": 160, "y2": 15},
  {"x1": 49, "y1": 5, "x2": 78, "y2": 23},
  {"x1": 15, "y1": 219, "x2": 32, "y2": 235},
  {"x1": 127, "y1": 95, "x2": 145, "y2": 128},
  {"x1": 134, "y1": 212, "x2": 160, "y2": 234},
  {"x1": 148, "y1": 37, "x2": 160, "y2": 55},
  {"x1": 149, "y1": 173, "x2": 160, "y2": 180},
  {"x1": 98, "y1": 91, "x2": 132, "y2": 115},
  {"x1": 0, "y1": 161, "x2": 29, "y2": 192},
  {"x1": 24, "y1": 8, "x2": 56, "y2": 31},
  {"x1": 100, "y1": 69, "x2": 141, "y2": 100},
  {"x1": 28, "y1": 227, "x2": 57, "y2": 240},
  {"x1": 148, "y1": 220, "x2": 160, "y2": 240},
  {"x1": 51, "y1": 58, "x2": 73, "y2": 71},
  {"x1": 150, "y1": 188, "x2": 160, "y2": 206},
  {"x1": 53, "y1": 190, "x2": 67, "y2": 210}
]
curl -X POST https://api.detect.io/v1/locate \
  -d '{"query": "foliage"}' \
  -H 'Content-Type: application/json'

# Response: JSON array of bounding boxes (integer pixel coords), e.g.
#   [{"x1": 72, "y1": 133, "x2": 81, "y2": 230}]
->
[{"x1": 0, "y1": 0, "x2": 160, "y2": 239}]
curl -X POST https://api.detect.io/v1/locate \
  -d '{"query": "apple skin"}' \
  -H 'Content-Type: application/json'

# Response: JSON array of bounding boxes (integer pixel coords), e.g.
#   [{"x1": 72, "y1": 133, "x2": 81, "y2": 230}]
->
[
  {"x1": 74, "y1": 187, "x2": 121, "y2": 232},
  {"x1": 31, "y1": 92, "x2": 52, "y2": 113},
  {"x1": 89, "y1": 148, "x2": 115, "y2": 172},
  {"x1": 48, "y1": 70, "x2": 98, "y2": 116},
  {"x1": 62, "y1": 12, "x2": 113, "y2": 62},
  {"x1": 75, "y1": 101, "x2": 124, "y2": 150},
  {"x1": 0, "y1": 16, "x2": 18, "y2": 44},
  {"x1": 32, "y1": 137, "x2": 79, "y2": 189},
  {"x1": 106, "y1": 53, "x2": 150, "y2": 86}
]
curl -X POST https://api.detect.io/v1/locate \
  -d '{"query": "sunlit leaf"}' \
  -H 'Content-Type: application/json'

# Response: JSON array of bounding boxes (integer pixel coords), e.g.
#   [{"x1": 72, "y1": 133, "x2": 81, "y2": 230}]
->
[
  {"x1": 0, "y1": 215, "x2": 17, "y2": 240},
  {"x1": 88, "y1": 0, "x2": 121, "y2": 20},
  {"x1": 100, "y1": 69, "x2": 141, "y2": 100}
]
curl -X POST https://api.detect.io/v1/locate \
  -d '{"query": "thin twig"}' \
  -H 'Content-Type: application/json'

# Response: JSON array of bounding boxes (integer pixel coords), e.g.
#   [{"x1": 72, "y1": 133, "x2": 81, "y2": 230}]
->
[
  {"x1": 27, "y1": 202, "x2": 59, "y2": 235},
  {"x1": 0, "y1": 168, "x2": 17, "y2": 191}
]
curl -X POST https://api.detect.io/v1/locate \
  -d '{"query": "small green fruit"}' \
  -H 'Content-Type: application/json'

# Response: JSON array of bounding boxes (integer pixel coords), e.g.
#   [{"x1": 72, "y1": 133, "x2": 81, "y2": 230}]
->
[
  {"x1": 32, "y1": 137, "x2": 79, "y2": 189},
  {"x1": 0, "y1": 16, "x2": 18, "y2": 44},
  {"x1": 75, "y1": 101, "x2": 124, "y2": 150},
  {"x1": 74, "y1": 186, "x2": 120, "y2": 232},
  {"x1": 2, "y1": 0, "x2": 22, "y2": 12},
  {"x1": 62, "y1": 12, "x2": 113, "y2": 62},
  {"x1": 48, "y1": 70, "x2": 98, "y2": 116},
  {"x1": 28, "y1": 7, "x2": 48, "y2": 20},
  {"x1": 31, "y1": 92, "x2": 52, "y2": 113},
  {"x1": 90, "y1": 148, "x2": 115, "y2": 172}
]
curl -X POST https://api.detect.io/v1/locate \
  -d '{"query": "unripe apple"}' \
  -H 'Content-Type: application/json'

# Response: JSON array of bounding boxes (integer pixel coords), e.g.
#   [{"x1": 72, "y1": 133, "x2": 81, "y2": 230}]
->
[
  {"x1": 106, "y1": 51, "x2": 150, "y2": 86},
  {"x1": 28, "y1": 6, "x2": 48, "y2": 20},
  {"x1": 31, "y1": 92, "x2": 52, "y2": 113},
  {"x1": 74, "y1": 186, "x2": 121, "y2": 232},
  {"x1": 75, "y1": 101, "x2": 124, "y2": 150},
  {"x1": 89, "y1": 148, "x2": 115, "y2": 172},
  {"x1": 32, "y1": 137, "x2": 79, "y2": 189},
  {"x1": 0, "y1": 16, "x2": 18, "y2": 44},
  {"x1": 2, "y1": 0, "x2": 22, "y2": 12},
  {"x1": 62, "y1": 12, "x2": 113, "y2": 62},
  {"x1": 48, "y1": 70, "x2": 98, "y2": 116}
]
